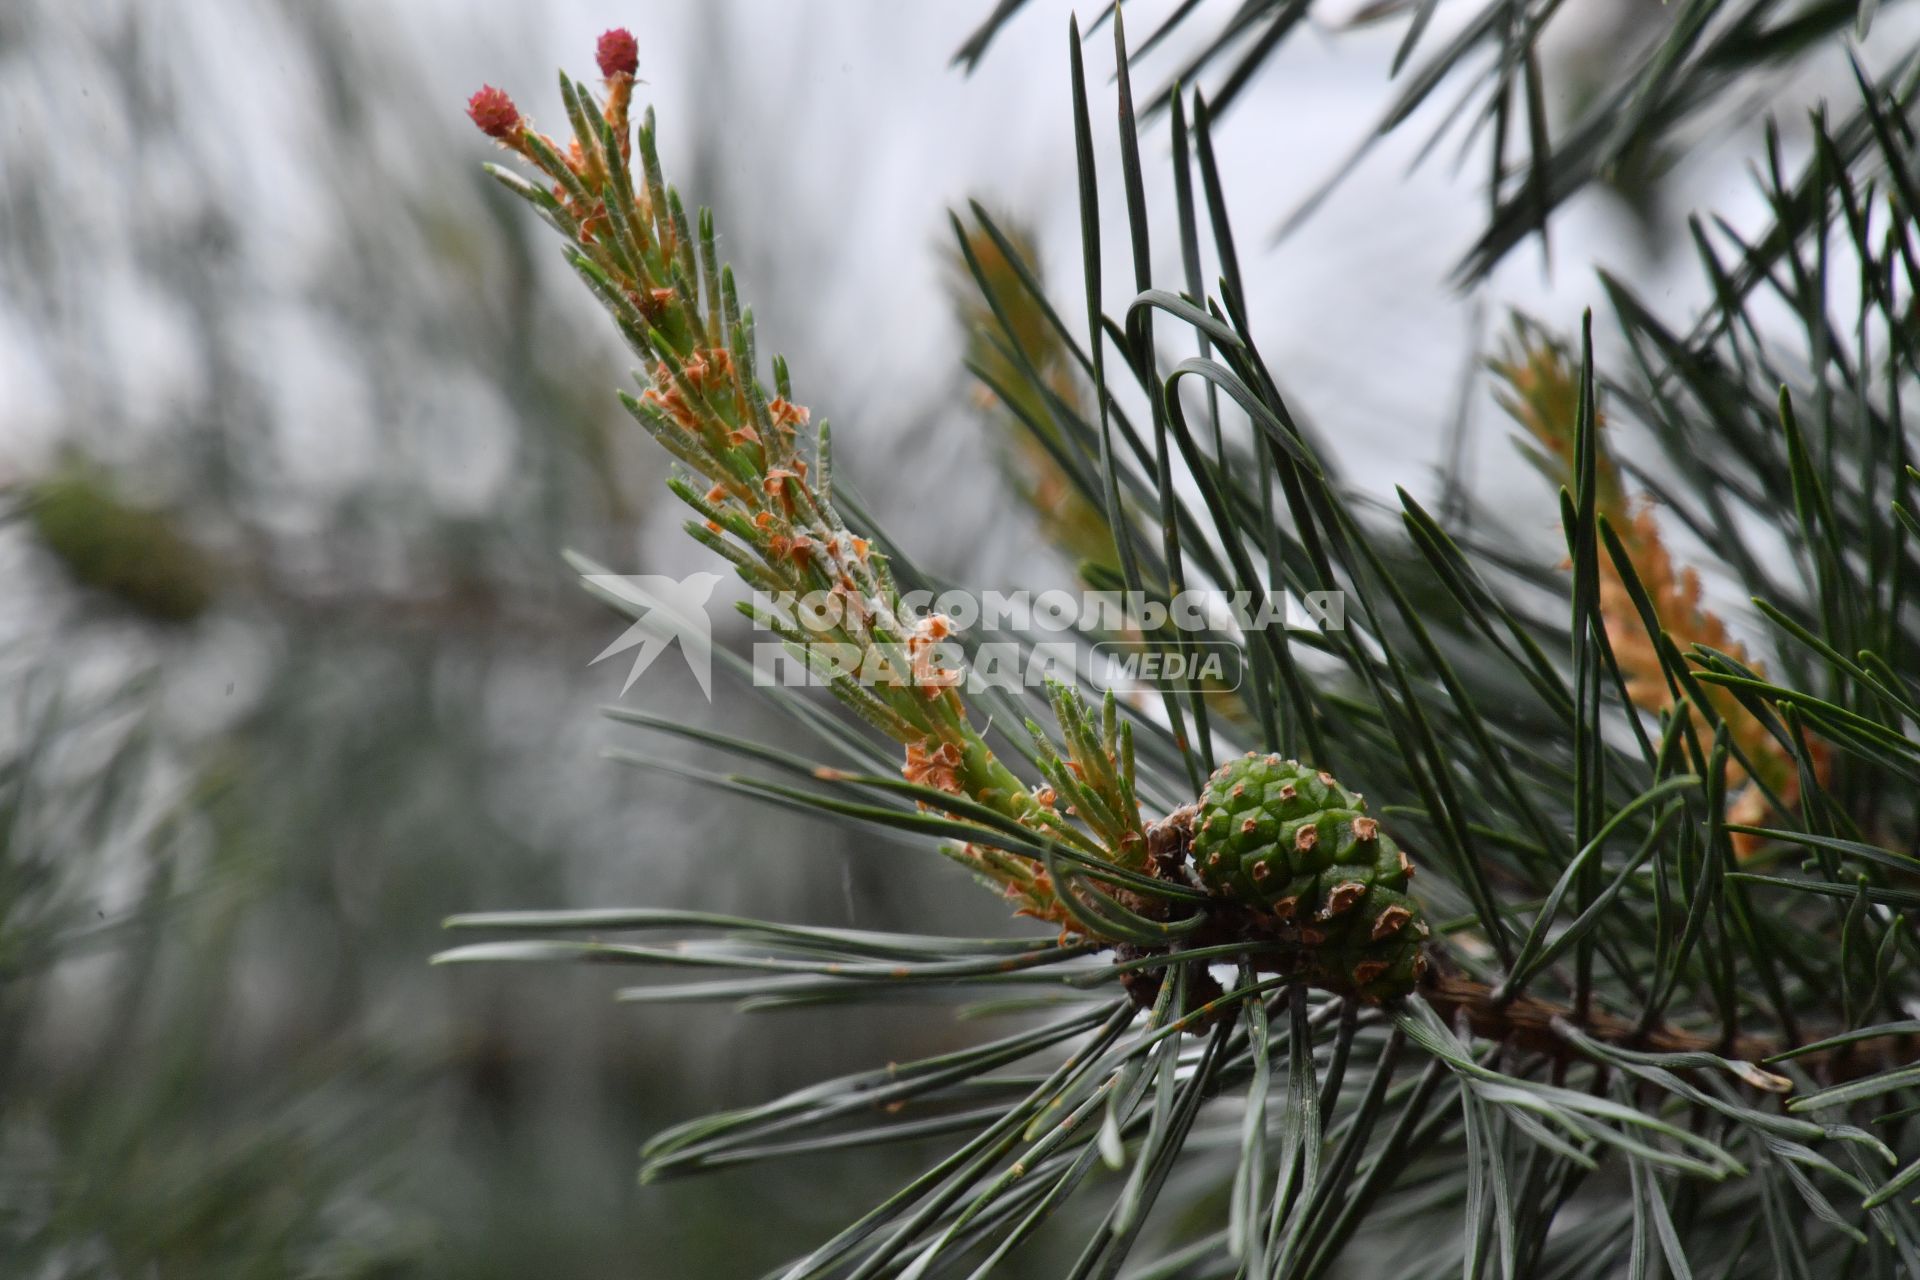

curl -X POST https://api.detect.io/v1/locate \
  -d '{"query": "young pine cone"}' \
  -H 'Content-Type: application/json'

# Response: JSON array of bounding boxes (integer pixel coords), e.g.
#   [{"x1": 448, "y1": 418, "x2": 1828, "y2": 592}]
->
[{"x1": 1189, "y1": 753, "x2": 1429, "y2": 1001}]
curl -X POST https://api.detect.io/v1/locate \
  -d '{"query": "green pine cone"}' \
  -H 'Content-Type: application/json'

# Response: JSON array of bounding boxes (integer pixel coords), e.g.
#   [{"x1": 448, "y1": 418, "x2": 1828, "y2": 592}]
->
[
  {"x1": 1189, "y1": 752, "x2": 1429, "y2": 1000},
  {"x1": 26, "y1": 463, "x2": 214, "y2": 624}
]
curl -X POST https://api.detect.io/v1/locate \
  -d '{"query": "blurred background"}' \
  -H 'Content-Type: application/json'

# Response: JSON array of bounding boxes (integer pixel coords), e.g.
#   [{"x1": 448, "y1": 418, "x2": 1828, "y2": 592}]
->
[{"x1": 0, "y1": 1, "x2": 1894, "y2": 1275}]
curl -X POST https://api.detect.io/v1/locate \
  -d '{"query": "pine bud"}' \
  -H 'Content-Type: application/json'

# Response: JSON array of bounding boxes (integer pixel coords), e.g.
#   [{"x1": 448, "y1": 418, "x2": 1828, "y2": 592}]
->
[
  {"x1": 465, "y1": 85, "x2": 521, "y2": 140},
  {"x1": 596, "y1": 28, "x2": 639, "y2": 79}
]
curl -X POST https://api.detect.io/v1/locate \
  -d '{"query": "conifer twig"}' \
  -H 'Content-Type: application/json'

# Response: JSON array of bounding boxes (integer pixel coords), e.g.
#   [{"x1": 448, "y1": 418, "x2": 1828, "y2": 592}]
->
[{"x1": 466, "y1": 34, "x2": 1174, "y2": 937}]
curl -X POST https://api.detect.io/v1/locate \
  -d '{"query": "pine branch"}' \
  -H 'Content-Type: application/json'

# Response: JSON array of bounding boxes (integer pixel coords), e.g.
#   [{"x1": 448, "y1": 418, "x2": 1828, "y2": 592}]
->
[{"x1": 446, "y1": 13, "x2": 1920, "y2": 1275}]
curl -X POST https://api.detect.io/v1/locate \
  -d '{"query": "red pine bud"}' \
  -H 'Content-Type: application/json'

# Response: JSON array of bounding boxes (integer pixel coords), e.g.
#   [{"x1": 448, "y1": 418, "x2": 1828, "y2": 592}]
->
[
  {"x1": 596, "y1": 28, "x2": 639, "y2": 79},
  {"x1": 466, "y1": 85, "x2": 520, "y2": 139}
]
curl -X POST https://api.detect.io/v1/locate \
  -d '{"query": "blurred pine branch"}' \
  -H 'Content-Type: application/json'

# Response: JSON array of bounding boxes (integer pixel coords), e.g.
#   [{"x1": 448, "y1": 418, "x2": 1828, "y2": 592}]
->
[{"x1": 948, "y1": 214, "x2": 1118, "y2": 577}]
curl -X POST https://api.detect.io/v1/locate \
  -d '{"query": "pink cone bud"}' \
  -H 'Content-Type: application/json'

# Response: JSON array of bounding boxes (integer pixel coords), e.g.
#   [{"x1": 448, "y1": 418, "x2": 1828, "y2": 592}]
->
[
  {"x1": 466, "y1": 85, "x2": 520, "y2": 139},
  {"x1": 596, "y1": 28, "x2": 639, "y2": 79}
]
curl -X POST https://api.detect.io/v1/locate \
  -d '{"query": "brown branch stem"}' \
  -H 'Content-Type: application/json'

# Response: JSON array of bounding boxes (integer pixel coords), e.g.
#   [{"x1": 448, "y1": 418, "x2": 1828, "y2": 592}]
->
[{"x1": 1416, "y1": 964, "x2": 1915, "y2": 1088}]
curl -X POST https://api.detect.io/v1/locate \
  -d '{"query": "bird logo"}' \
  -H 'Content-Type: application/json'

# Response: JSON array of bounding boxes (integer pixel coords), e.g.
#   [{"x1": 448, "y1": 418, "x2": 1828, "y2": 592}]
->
[{"x1": 583, "y1": 572, "x2": 724, "y2": 699}]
